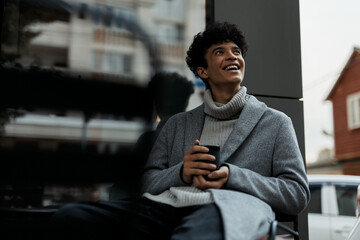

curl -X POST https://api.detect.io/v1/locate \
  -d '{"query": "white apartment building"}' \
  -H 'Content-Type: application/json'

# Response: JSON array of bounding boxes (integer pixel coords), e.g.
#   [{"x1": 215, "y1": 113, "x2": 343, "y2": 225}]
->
[
  {"x1": 3, "y1": 0, "x2": 205, "y2": 151},
  {"x1": 26, "y1": 0, "x2": 205, "y2": 85}
]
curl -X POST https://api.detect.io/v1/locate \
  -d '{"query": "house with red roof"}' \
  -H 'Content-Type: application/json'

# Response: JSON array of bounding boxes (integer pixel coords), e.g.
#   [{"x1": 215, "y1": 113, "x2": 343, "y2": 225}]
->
[{"x1": 325, "y1": 47, "x2": 360, "y2": 175}]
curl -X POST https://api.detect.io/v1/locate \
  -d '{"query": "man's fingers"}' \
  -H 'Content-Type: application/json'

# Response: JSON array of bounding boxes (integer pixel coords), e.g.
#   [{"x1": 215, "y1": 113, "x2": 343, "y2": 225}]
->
[
  {"x1": 194, "y1": 175, "x2": 222, "y2": 190},
  {"x1": 184, "y1": 167, "x2": 212, "y2": 176},
  {"x1": 185, "y1": 140, "x2": 211, "y2": 155},
  {"x1": 193, "y1": 175, "x2": 200, "y2": 186},
  {"x1": 182, "y1": 140, "x2": 218, "y2": 184},
  {"x1": 208, "y1": 170, "x2": 224, "y2": 179},
  {"x1": 193, "y1": 175, "x2": 207, "y2": 190},
  {"x1": 186, "y1": 153, "x2": 215, "y2": 162},
  {"x1": 193, "y1": 139, "x2": 200, "y2": 146},
  {"x1": 208, "y1": 166, "x2": 229, "y2": 180},
  {"x1": 186, "y1": 146, "x2": 210, "y2": 156},
  {"x1": 187, "y1": 140, "x2": 201, "y2": 154},
  {"x1": 184, "y1": 159, "x2": 216, "y2": 171}
]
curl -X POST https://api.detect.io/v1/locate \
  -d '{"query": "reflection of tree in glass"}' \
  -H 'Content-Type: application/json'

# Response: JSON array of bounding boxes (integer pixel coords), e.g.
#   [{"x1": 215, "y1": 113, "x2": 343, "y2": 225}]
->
[
  {"x1": 0, "y1": 108, "x2": 24, "y2": 137},
  {"x1": 1, "y1": 0, "x2": 69, "y2": 61},
  {"x1": 110, "y1": 72, "x2": 194, "y2": 199},
  {"x1": 133, "y1": 71, "x2": 195, "y2": 164}
]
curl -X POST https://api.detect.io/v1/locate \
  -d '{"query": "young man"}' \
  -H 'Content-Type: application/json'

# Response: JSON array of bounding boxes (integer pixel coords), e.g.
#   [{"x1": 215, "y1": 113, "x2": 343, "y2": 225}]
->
[
  {"x1": 141, "y1": 21, "x2": 309, "y2": 239},
  {"x1": 51, "y1": 22, "x2": 310, "y2": 240}
]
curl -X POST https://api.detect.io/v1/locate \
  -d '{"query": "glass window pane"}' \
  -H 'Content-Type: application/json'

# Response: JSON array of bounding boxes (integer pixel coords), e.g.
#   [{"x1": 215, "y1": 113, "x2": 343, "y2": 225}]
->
[
  {"x1": 123, "y1": 55, "x2": 132, "y2": 74},
  {"x1": 351, "y1": 99, "x2": 356, "y2": 125},
  {"x1": 357, "y1": 98, "x2": 360, "y2": 124},
  {"x1": 335, "y1": 185, "x2": 358, "y2": 217},
  {"x1": 0, "y1": 0, "x2": 205, "y2": 207},
  {"x1": 153, "y1": 0, "x2": 185, "y2": 20},
  {"x1": 308, "y1": 185, "x2": 322, "y2": 214}
]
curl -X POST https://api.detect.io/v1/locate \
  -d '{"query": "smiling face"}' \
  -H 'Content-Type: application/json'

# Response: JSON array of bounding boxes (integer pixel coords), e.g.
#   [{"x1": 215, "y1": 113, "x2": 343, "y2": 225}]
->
[{"x1": 196, "y1": 41, "x2": 245, "y2": 93}]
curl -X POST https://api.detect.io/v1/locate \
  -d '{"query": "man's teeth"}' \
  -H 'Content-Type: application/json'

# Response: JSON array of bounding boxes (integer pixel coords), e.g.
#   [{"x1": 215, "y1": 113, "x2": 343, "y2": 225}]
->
[{"x1": 225, "y1": 65, "x2": 238, "y2": 71}]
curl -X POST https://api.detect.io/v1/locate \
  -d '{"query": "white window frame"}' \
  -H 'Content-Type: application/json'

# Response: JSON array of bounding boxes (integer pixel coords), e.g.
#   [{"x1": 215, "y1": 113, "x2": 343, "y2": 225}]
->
[{"x1": 347, "y1": 92, "x2": 360, "y2": 130}]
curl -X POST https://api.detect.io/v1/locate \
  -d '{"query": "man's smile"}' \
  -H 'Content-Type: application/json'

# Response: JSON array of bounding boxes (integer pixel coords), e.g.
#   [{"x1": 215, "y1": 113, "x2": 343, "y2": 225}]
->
[{"x1": 223, "y1": 64, "x2": 240, "y2": 71}]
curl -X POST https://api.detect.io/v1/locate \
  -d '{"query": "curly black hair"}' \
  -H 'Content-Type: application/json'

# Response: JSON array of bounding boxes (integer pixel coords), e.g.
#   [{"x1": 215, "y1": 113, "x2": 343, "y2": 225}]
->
[{"x1": 186, "y1": 22, "x2": 248, "y2": 78}]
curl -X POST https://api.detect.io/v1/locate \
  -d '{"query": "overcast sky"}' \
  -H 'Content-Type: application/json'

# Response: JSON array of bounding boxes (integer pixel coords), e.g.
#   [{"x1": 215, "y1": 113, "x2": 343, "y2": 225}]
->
[{"x1": 299, "y1": 0, "x2": 360, "y2": 163}]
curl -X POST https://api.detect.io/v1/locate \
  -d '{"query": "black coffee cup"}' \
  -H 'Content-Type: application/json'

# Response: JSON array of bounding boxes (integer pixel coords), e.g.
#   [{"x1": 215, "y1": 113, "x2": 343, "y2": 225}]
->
[{"x1": 199, "y1": 145, "x2": 220, "y2": 181}]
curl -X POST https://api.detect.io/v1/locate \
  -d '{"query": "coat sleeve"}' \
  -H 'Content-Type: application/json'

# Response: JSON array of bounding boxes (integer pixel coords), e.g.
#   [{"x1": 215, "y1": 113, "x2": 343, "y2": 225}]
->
[
  {"x1": 140, "y1": 116, "x2": 189, "y2": 195},
  {"x1": 223, "y1": 116, "x2": 310, "y2": 215}
]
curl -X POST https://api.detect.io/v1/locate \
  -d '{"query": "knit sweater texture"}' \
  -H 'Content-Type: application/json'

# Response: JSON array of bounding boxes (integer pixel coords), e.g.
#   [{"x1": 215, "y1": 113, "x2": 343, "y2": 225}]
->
[{"x1": 200, "y1": 87, "x2": 249, "y2": 148}]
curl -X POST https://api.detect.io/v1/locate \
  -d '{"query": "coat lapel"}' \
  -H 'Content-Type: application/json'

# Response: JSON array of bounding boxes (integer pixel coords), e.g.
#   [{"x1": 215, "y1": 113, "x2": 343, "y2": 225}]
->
[
  {"x1": 221, "y1": 96, "x2": 267, "y2": 161},
  {"x1": 184, "y1": 104, "x2": 205, "y2": 152}
]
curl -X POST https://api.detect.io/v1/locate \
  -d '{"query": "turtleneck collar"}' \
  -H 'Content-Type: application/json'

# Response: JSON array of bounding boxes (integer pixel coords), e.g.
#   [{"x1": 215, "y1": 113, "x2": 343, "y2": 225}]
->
[{"x1": 204, "y1": 86, "x2": 249, "y2": 120}]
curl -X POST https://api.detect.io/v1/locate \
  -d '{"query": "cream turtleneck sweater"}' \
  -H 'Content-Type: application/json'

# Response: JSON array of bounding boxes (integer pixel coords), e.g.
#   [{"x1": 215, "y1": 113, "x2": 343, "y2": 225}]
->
[{"x1": 200, "y1": 86, "x2": 249, "y2": 148}]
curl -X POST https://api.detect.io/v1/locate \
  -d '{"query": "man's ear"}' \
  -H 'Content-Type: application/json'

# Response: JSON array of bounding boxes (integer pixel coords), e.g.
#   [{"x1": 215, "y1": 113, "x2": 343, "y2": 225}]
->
[{"x1": 196, "y1": 67, "x2": 208, "y2": 79}]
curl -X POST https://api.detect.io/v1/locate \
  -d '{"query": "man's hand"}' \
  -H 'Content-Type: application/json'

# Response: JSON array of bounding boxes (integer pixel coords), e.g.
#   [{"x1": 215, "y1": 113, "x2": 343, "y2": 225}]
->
[
  {"x1": 182, "y1": 140, "x2": 217, "y2": 184},
  {"x1": 193, "y1": 166, "x2": 229, "y2": 190}
]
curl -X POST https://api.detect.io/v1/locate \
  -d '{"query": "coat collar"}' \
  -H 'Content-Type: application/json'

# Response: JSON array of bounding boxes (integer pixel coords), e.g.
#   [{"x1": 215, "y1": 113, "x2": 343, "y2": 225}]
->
[
  {"x1": 221, "y1": 96, "x2": 267, "y2": 160},
  {"x1": 184, "y1": 104, "x2": 205, "y2": 151},
  {"x1": 184, "y1": 95, "x2": 267, "y2": 161}
]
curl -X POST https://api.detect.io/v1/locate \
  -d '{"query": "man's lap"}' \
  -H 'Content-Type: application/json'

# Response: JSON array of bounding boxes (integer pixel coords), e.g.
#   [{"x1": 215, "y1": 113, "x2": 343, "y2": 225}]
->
[{"x1": 50, "y1": 198, "x2": 224, "y2": 240}]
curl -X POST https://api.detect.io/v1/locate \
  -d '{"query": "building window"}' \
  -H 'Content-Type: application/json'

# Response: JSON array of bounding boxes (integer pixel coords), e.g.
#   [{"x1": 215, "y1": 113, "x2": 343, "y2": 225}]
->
[
  {"x1": 93, "y1": 51, "x2": 133, "y2": 76},
  {"x1": 347, "y1": 92, "x2": 360, "y2": 130},
  {"x1": 155, "y1": 22, "x2": 183, "y2": 44},
  {"x1": 153, "y1": 0, "x2": 185, "y2": 20},
  {"x1": 91, "y1": 5, "x2": 135, "y2": 31}
]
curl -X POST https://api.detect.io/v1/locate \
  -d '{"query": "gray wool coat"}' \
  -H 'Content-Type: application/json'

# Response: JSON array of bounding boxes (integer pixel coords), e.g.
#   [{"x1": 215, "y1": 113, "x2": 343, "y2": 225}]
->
[{"x1": 141, "y1": 95, "x2": 310, "y2": 240}]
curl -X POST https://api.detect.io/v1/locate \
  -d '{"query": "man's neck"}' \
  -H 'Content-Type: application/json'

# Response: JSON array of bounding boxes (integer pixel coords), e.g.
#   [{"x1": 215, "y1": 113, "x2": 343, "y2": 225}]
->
[{"x1": 210, "y1": 85, "x2": 241, "y2": 104}]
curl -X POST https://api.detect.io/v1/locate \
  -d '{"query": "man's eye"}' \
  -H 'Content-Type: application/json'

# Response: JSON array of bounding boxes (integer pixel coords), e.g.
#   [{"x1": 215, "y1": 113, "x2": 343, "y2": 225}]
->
[
  {"x1": 215, "y1": 51, "x2": 223, "y2": 55},
  {"x1": 234, "y1": 50, "x2": 241, "y2": 55}
]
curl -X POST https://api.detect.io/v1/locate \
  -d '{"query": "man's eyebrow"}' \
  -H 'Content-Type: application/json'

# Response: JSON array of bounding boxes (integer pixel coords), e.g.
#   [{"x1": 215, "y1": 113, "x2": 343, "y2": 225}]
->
[
  {"x1": 211, "y1": 47, "x2": 224, "y2": 54},
  {"x1": 211, "y1": 46, "x2": 241, "y2": 54}
]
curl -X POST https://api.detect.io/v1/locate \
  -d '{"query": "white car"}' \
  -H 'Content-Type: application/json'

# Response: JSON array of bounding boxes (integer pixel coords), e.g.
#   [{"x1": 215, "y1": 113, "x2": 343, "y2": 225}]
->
[
  {"x1": 307, "y1": 174, "x2": 360, "y2": 240},
  {"x1": 347, "y1": 218, "x2": 360, "y2": 240},
  {"x1": 346, "y1": 185, "x2": 360, "y2": 240}
]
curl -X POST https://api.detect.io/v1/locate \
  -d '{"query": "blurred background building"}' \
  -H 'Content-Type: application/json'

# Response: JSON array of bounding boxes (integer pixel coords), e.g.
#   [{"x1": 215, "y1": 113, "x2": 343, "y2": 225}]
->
[
  {"x1": 2, "y1": 0, "x2": 205, "y2": 153},
  {"x1": 0, "y1": 0, "x2": 205, "y2": 207}
]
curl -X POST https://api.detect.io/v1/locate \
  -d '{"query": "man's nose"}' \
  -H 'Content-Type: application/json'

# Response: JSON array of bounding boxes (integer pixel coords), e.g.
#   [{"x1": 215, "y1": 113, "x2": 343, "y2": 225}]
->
[{"x1": 225, "y1": 51, "x2": 237, "y2": 60}]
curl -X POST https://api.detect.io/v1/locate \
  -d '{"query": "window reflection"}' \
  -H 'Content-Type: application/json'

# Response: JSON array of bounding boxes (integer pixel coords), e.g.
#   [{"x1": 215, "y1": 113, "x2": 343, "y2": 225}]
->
[
  {"x1": 0, "y1": 0, "x2": 205, "y2": 208},
  {"x1": 308, "y1": 185, "x2": 322, "y2": 214},
  {"x1": 335, "y1": 185, "x2": 358, "y2": 217}
]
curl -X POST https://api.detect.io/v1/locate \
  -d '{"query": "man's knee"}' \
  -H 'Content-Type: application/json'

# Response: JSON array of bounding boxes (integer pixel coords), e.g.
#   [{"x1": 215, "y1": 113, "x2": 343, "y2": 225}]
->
[
  {"x1": 171, "y1": 204, "x2": 224, "y2": 240},
  {"x1": 51, "y1": 202, "x2": 94, "y2": 224}
]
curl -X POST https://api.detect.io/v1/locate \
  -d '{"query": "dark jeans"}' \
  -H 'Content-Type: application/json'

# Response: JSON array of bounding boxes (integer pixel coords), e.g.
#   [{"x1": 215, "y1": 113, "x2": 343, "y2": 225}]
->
[{"x1": 50, "y1": 198, "x2": 224, "y2": 240}]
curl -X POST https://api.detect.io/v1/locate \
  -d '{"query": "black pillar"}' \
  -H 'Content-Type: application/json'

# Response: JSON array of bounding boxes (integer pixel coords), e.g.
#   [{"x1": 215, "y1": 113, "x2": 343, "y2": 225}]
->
[{"x1": 206, "y1": 0, "x2": 308, "y2": 239}]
